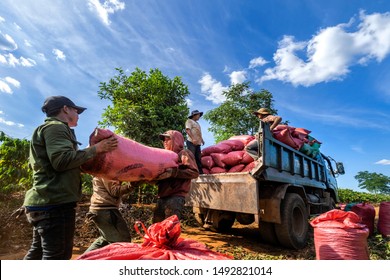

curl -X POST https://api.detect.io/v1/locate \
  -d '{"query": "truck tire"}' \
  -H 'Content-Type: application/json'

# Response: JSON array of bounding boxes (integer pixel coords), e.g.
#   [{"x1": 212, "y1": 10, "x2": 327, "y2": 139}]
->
[
  {"x1": 275, "y1": 193, "x2": 308, "y2": 249},
  {"x1": 259, "y1": 221, "x2": 279, "y2": 245},
  {"x1": 236, "y1": 213, "x2": 255, "y2": 225},
  {"x1": 211, "y1": 211, "x2": 236, "y2": 232}
]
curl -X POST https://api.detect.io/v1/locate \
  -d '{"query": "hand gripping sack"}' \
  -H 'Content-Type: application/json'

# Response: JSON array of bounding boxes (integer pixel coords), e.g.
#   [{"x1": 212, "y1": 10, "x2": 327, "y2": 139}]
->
[
  {"x1": 81, "y1": 128, "x2": 179, "y2": 181},
  {"x1": 310, "y1": 209, "x2": 370, "y2": 260},
  {"x1": 77, "y1": 215, "x2": 233, "y2": 260}
]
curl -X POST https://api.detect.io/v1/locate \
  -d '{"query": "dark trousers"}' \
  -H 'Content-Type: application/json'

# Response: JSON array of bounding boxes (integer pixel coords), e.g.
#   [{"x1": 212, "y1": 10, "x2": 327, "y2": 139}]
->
[
  {"x1": 153, "y1": 196, "x2": 185, "y2": 223},
  {"x1": 24, "y1": 205, "x2": 76, "y2": 260},
  {"x1": 186, "y1": 140, "x2": 203, "y2": 174},
  {"x1": 85, "y1": 209, "x2": 131, "y2": 253}
]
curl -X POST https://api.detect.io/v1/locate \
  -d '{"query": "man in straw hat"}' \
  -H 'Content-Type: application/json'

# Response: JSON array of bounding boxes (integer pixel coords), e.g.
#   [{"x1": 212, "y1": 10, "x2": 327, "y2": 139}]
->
[
  {"x1": 245, "y1": 107, "x2": 282, "y2": 160},
  {"x1": 185, "y1": 110, "x2": 205, "y2": 174}
]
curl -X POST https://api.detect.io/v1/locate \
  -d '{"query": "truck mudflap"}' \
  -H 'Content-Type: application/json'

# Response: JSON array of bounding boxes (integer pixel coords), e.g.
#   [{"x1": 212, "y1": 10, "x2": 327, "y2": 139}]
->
[{"x1": 185, "y1": 172, "x2": 259, "y2": 214}]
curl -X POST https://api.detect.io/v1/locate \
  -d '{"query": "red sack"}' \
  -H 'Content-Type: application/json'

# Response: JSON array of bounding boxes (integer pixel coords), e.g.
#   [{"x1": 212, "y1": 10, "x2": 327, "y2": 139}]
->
[
  {"x1": 77, "y1": 215, "x2": 233, "y2": 260},
  {"x1": 228, "y1": 164, "x2": 245, "y2": 173},
  {"x1": 377, "y1": 201, "x2": 390, "y2": 237},
  {"x1": 273, "y1": 128, "x2": 301, "y2": 150},
  {"x1": 241, "y1": 151, "x2": 254, "y2": 164},
  {"x1": 228, "y1": 135, "x2": 255, "y2": 146},
  {"x1": 242, "y1": 161, "x2": 256, "y2": 172},
  {"x1": 218, "y1": 139, "x2": 245, "y2": 151},
  {"x1": 310, "y1": 210, "x2": 370, "y2": 260},
  {"x1": 222, "y1": 150, "x2": 245, "y2": 166},
  {"x1": 210, "y1": 153, "x2": 227, "y2": 169},
  {"x1": 351, "y1": 203, "x2": 376, "y2": 236},
  {"x1": 81, "y1": 128, "x2": 178, "y2": 181},
  {"x1": 201, "y1": 143, "x2": 232, "y2": 156},
  {"x1": 201, "y1": 155, "x2": 215, "y2": 169},
  {"x1": 210, "y1": 166, "x2": 227, "y2": 174},
  {"x1": 202, "y1": 168, "x2": 210, "y2": 174}
]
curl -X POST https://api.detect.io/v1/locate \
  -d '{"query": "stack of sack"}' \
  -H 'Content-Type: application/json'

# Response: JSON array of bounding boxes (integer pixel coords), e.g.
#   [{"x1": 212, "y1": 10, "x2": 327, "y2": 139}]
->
[
  {"x1": 200, "y1": 135, "x2": 257, "y2": 174},
  {"x1": 272, "y1": 125, "x2": 322, "y2": 158}
]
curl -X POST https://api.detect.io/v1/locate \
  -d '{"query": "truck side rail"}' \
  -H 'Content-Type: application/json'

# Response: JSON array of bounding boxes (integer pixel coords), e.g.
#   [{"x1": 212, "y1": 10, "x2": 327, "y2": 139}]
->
[{"x1": 252, "y1": 122, "x2": 327, "y2": 189}]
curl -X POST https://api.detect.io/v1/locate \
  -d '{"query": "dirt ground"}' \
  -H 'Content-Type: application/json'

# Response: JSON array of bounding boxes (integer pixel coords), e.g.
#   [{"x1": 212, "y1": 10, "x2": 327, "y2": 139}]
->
[{"x1": 0, "y1": 192, "x2": 319, "y2": 260}]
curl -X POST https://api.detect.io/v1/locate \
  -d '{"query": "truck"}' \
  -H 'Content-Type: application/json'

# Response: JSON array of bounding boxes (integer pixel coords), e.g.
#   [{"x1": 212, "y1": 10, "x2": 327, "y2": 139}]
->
[{"x1": 186, "y1": 121, "x2": 345, "y2": 249}]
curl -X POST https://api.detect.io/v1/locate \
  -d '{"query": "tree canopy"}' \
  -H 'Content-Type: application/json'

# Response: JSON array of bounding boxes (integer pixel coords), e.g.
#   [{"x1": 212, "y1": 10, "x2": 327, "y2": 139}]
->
[
  {"x1": 98, "y1": 67, "x2": 190, "y2": 147},
  {"x1": 203, "y1": 82, "x2": 278, "y2": 143},
  {"x1": 354, "y1": 171, "x2": 390, "y2": 194},
  {"x1": 0, "y1": 131, "x2": 32, "y2": 193}
]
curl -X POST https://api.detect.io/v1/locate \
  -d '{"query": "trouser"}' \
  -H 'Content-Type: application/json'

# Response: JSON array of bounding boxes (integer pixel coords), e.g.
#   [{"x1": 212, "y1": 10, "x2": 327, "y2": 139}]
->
[
  {"x1": 24, "y1": 204, "x2": 76, "y2": 260},
  {"x1": 186, "y1": 140, "x2": 203, "y2": 174},
  {"x1": 84, "y1": 209, "x2": 131, "y2": 253},
  {"x1": 153, "y1": 196, "x2": 186, "y2": 223}
]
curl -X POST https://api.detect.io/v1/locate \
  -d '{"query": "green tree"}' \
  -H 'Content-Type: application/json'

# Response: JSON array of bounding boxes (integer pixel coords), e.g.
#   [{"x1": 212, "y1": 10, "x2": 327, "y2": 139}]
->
[
  {"x1": 0, "y1": 131, "x2": 32, "y2": 193},
  {"x1": 354, "y1": 171, "x2": 390, "y2": 194},
  {"x1": 203, "y1": 82, "x2": 278, "y2": 143},
  {"x1": 98, "y1": 67, "x2": 190, "y2": 147}
]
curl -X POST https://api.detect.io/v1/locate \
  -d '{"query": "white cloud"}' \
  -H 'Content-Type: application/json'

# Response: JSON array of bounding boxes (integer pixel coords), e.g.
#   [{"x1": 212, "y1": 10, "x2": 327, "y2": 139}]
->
[
  {"x1": 0, "y1": 117, "x2": 24, "y2": 127},
  {"x1": 0, "y1": 76, "x2": 20, "y2": 94},
  {"x1": 198, "y1": 73, "x2": 228, "y2": 104},
  {"x1": 0, "y1": 16, "x2": 5, "y2": 23},
  {"x1": 88, "y1": 0, "x2": 125, "y2": 26},
  {"x1": 249, "y1": 57, "x2": 268, "y2": 68},
  {"x1": 259, "y1": 11, "x2": 390, "y2": 87},
  {"x1": 229, "y1": 70, "x2": 247, "y2": 84},
  {"x1": 375, "y1": 159, "x2": 390, "y2": 165},
  {"x1": 52, "y1": 48, "x2": 66, "y2": 61},
  {"x1": 0, "y1": 53, "x2": 36, "y2": 67},
  {"x1": 0, "y1": 32, "x2": 18, "y2": 51}
]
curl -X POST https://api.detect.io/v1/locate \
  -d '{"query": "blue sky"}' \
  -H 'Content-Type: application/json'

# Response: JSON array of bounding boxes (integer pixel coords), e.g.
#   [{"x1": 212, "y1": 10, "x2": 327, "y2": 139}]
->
[{"x1": 1, "y1": 0, "x2": 390, "y2": 192}]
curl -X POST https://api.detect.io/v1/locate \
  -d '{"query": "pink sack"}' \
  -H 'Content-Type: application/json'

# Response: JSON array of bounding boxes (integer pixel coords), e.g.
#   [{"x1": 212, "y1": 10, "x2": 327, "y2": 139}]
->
[
  {"x1": 351, "y1": 203, "x2": 376, "y2": 236},
  {"x1": 228, "y1": 135, "x2": 255, "y2": 146},
  {"x1": 242, "y1": 161, "x2": 256, "y2": 172},
  {"x1": 81, "y1": 128, "x2": 178, "y2": 181},
  {"x1": 222, "y1": 150, "x2": 245, "y2": 166},
  {"x1": 241, "y1": 151, "x2": 255, "y2": 164},
  {"x1": 218, "y1": 139, "x2": 245, "y2": 151},
  {"x1": 377, "y1": 201, "x2": 390, "y2": 237},
  {"x1": 210, "y1": 153, "x2": 227, "y2": 169},
  {"x1": 228, "y1": 164, "x2": 245, "y2": 173},
  {"x1": 201, "y1": 143, "x2": 232, "y2": 156},
  {"x1": 77, "y1": 215, "x2": 233, "y2": 260},
  {"x1": 310, "y1": 210, "x2": 370, "y2": 260},
  {"x1": 201, "y1": 155, "x2": 215, "y2": 169},
  {"x1": 210, "y1": 166, "x2": 227, "y2": 174}
]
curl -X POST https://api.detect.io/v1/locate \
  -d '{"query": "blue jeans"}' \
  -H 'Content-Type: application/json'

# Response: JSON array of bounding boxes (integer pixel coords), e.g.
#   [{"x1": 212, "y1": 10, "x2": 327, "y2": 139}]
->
[
  {"x1": 24, "y1": 204, "x2": 76, "y2": 260},
  {"x1": 84, "y1": 209, "x2": 131, "y2": 253}
]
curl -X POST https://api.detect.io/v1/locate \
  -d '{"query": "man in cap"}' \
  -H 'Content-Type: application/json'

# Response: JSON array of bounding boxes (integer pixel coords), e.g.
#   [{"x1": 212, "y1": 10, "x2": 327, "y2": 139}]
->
[
  {"x1": 245, "y1": 108, "x2": 282, "y2": 160},
  {"x1": 185, "y1": 110, "x2": 205, "y2": 174},
  {"x1": 152, "y1": 130, "x2": 199, "y2": 223},
  {"x1": 23, "y1": 95, "x2": 118, "y2": 260}
]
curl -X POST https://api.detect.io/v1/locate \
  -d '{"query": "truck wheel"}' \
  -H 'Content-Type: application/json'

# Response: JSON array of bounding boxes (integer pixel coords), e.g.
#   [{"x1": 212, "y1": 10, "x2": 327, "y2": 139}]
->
[
  {"x1": 211, "y1": 211, "x2": 236, "y2": 232},
  {"x1": 275, "y1": 193, "x2": 308, "y2": 249},
  {"x1": 259, "y1": 221, "x2": 279, "y2": 245},
  {"x1": 236, "y1": 213, "x2": 255, "y2": 225}
]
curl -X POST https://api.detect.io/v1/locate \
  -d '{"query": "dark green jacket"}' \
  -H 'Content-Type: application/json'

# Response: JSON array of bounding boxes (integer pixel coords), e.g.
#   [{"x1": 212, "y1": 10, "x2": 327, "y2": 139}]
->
[{"x1": 24, "y1": 117, "x2": 96, "y2": 207}]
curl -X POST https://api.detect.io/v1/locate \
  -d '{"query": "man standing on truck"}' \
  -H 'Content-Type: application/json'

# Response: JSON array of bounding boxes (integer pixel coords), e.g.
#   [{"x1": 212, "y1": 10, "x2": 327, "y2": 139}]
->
[
  {"x1": 153, "y1": 130, "x2": 199, "y2": 223},
  {"x1": 185, "y1": 110, "x2": 205, "y2": 174},
  {"x1": 245, "y1": 108, "x2": 282, "y2": 160}
]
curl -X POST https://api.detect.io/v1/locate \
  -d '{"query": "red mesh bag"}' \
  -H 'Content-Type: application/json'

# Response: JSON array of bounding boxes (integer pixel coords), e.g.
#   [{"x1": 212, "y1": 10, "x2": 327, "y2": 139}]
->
[
  {"x1": 77, "y1": 215, "x2": 233, "y2": 260},
  {"x1": 310, "y1": 209, "x2": 370, "y2": 260},
  {"x1": 242, "y1": 161, "x2": 257, "y2": 172},
  {"x1": 222, "y1": 151, "x2": 245, "y2": 166},
  {"x1": 201, "y1": 155, "x2": 215, "y2": 169},
  {"x1": 351, "y1": 203, "x2": 376, "y2": 236},
  {"x1": 81, "y1": 128, "x2": 178, "y2": 181},
  {"x1": 202, "y1": 168, "x2": 210, "y2": 174},
  {"x1": 377, "y1": 201, "x2": 390, "y2": 237}
]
